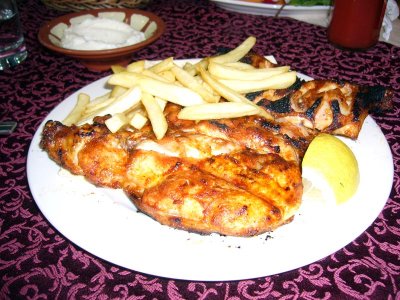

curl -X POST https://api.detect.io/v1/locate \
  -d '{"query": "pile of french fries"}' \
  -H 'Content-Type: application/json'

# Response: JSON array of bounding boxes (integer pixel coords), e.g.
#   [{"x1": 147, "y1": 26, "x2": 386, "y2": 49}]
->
[{"x1": 62, "y1": 36, "x2": 297, "y2": 139}]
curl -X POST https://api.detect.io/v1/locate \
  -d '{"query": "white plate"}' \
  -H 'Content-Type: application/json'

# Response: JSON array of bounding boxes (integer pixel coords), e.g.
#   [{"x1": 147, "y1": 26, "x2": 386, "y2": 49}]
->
[
  {"x1": 211, "y1": 0, "x2": 331, "y2": 17},
  {"x1": 27, "y1": 59, "x2": 393, "y2": 281}
]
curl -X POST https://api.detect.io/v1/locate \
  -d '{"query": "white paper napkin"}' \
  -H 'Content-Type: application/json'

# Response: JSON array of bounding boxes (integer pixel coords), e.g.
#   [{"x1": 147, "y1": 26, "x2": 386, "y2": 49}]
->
[{"x1": 382, "y1": 0, "x2": 400, "y2": 40}]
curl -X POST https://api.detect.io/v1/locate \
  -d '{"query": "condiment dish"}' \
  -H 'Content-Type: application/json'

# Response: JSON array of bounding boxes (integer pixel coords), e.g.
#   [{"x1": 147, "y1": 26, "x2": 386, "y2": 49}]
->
[{"x1": 38, "y1": 8, "x2": 165, "y2": 71}]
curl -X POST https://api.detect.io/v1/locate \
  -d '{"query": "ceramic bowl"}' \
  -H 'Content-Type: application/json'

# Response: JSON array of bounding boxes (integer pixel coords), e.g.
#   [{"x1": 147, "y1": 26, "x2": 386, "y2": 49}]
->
[{"x1": 38, "y1": 8, "x2": 165, "y2": 71}]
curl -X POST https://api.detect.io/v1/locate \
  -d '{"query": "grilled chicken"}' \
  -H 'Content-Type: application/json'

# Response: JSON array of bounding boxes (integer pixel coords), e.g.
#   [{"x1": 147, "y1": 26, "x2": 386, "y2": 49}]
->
[
  {"x1": 40, "y1": 112, "x2": 303, "y2": 236},
  {"x1": 253, "y1": 78, "x2": 393, "y2": 139},
  {"x1": 40, "y1": 54, "x2": 392, "y2": 237},
  {"x1": 126, "y1": 151, "x2": 300, "y2": 236}
]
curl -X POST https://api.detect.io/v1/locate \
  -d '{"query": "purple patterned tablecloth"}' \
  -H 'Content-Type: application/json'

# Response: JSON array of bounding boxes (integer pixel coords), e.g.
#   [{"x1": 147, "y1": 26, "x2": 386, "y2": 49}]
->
[{"x1": 1, "y1": 0, "x2": 399, "y2": 298}]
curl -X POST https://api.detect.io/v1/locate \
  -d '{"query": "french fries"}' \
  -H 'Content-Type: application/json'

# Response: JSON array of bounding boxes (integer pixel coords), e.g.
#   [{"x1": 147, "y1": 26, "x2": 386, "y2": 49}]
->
[
  {"x1": 108, "y1": 71, "x2": 143, "y2": 88},
  {"x1": 197, "y1": 65, "x2": 273, "y2": 120},
  {"x1": 61, "y1": 36, "x2": 297, "y2": 139},
  {"x1": 78, "y1": 86, "x2": 141, "y2": 125},
  {"x1": 217, "y1": 71, "x2": 297, "y2": 93},
  {"x1": 129, "y1": 111, "x2": 148, "y2": 129},
  {"x1": 110, "y1": 86, "x2": 128, "y2": 98},
  {"x1": 209, "y1": 36, "x2": 256, "y2": 64},
  {"x1": 84, "y1": 93, "x2": 114, "y2": 114},
  {"x1": 62, "y1": 93, "x2": 90, "y2": 126},
  {"x1": 148, "y1": 57, "x2": 174, "y2": 73},
  {"x1": 178, "y1": 102, "x2": 259, "y2": 120},
  {"x1": 138, "y1": 77, "x2": 206, "y2": 106},
  {"x1": 197, "y1": 65, "x2": 253, "y2": 105},
  {"x1": 208, "y1": 62, "x2": 290, "y2": 80},
  {"x1": 126, "y1": 60, "x2": 145, "y2": 73},
  {"x1": 224, "y1": 61, "x2": 255, "y2": 70},
  {"x1": 141, "y1": 92, "x2": 168, "y2": 139},
  {"x1": 111, "y1": 65, "x2": 126, "y2": 74},
  {"x1": 141, "y1": 69, "x2": 171, "y2": 82},
  {"x1": 171, "y1": 65, "x2": 220, "y2": 103},
  {"x1": 105, "y1": 113, "x2": 128, "y2": 133}
]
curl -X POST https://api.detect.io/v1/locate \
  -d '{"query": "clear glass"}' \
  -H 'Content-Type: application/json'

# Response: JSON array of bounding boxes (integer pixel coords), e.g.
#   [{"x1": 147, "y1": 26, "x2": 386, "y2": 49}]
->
[{"x1": 0, "y1": 0, "x2": 27, "y2": 70}]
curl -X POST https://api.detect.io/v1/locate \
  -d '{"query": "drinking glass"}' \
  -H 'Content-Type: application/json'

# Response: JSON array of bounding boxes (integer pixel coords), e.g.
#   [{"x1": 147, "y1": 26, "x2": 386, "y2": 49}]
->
[{"x1": 0, "y1": 0, "x2": 27, "y2": 70}]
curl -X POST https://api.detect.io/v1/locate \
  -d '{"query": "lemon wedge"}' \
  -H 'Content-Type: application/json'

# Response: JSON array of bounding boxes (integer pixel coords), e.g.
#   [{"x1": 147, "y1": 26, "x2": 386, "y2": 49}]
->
[{"x1": 302, "y1": 133, "x2": 360, "y2": 205}]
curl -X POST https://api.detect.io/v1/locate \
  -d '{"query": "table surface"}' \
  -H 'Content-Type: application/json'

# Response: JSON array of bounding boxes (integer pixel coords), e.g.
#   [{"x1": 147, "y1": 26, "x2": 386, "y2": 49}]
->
[{"x1": 1, "y1": 0, "x2": 399, "y2": 298}]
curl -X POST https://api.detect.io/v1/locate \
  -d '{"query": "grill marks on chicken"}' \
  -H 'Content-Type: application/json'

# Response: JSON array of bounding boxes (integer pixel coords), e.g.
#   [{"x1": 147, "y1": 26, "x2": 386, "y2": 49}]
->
[
  {"x1": 254, "y1": 79, "x2": 393, "y2": 139},
  {"x1": 40, "y1": 72, "x2": 392, "y2": 237},
  {"x1": 127, "y1": 150, "x2": 301, "y2": 236},
  {"x1": 163, "y1": 103, "x2": 307, "y2": 163},
  {"x1": 40, "y1": 109, "x2": 304, "y2": 236},
  {"x1": 198, "y1": 152, "x2": 302, "y2": 222},
  {"x1": 140, "y1": 168, "x2": 284, "y2": 237}
]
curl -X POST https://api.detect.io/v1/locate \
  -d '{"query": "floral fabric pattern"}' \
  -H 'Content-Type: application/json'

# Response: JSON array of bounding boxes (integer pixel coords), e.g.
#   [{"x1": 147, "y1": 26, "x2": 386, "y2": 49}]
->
[{"x1": 0, "y1": 0, "x2": 399, "y2": 298}]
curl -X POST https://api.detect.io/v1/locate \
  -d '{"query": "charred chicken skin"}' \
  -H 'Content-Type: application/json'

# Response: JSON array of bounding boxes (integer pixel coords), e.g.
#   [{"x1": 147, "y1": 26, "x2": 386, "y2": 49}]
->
[
  {"x1": 40, "y1": 55, "x2": 392, "y2": 237},
  {"x1": 41, "y1": 109, "x2": 303, "y2": 236}
]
